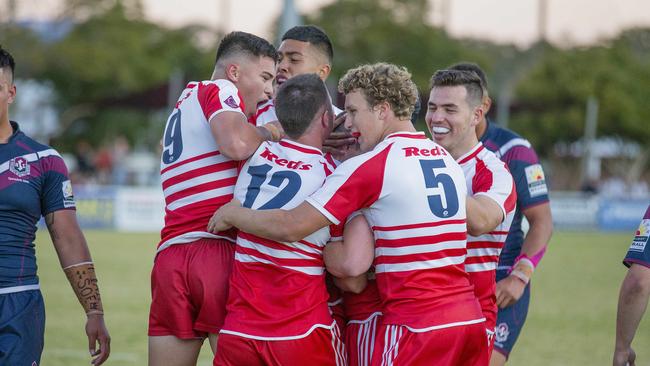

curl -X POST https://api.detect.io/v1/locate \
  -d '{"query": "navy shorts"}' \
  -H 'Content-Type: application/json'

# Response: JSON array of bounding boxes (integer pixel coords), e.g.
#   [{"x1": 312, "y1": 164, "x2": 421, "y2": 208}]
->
[
  {"x1": 493, "y1": 269, "x2": 531, "y2": 358},
  {"x1": 0, "y1": 290, "x2": 46, "y2": 365}
]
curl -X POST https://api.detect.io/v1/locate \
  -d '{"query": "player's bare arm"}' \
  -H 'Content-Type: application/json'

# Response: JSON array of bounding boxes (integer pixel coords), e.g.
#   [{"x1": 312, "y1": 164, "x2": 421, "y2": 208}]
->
[
  {"x1": 210, "y1": 111, "x2": 281, "y2": 161},
  {"x1": 324, "y1": 214, "x2": 374, "y2": 278},
  {"x1": 496, "y1": 202, "x2": 553, "y2": 308},
  {"x1": 613, "y1": 263, "x2": 650, "y2": 366},
  {"x1": 333, "y1": 274, "x2": 367, "y2": 294},
  {"x1": 208, "y1": 199, "x2": 331, "y2": 243},
  {"x1": 466, "y1": 195, "x2": 505, "y2": 236},
  {"x1": 45, "y1": 210, "x2": 111, "y2": 366}
]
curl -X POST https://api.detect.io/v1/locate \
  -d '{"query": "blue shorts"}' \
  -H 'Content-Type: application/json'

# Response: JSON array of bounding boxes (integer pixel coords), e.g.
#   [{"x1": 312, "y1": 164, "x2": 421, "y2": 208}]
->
[
  {"x1": 493, "y1": 269, "x2": 531, "y2": 358},
  {"x1": 0, "y1": 290, "x2": 46, "y2": 365}
]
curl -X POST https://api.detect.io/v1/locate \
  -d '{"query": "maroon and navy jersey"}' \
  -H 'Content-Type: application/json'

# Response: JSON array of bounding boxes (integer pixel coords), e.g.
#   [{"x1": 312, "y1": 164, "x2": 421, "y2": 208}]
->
[
  {"x1": 458, "y1": 142, "x2": 516, "y2": 330},
  {"x1": 624, "y1": 205, "x2": 650, "y2": 268},
  {"x1": 221, "y1": 139, "x2": 340, "y2": 339},
  {"x1": 158, "y1": 79, "x2": 247, "y2": 252},
  {"x1": 307, "y1": 131, "x2": 484, "y2": 331},
  {"x1": 481, "y1": 120, "x2": 550, "y2": 268},
  {"x1": 0, "y1": 122, "x2": 75, "y2": 291}
]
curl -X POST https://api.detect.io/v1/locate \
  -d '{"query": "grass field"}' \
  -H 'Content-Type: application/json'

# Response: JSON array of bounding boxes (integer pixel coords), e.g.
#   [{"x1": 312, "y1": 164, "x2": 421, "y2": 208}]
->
[{"x1": 35, "y1": 230, "x2": 650, "y2": 366}]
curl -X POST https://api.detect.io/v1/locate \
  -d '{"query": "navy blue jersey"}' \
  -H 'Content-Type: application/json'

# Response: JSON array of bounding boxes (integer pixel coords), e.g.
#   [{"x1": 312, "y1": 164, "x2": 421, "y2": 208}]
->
[
  {"x1": 0, "y1": 122, "x2": 75, "y2": 290},
  {"x1": 623, "y1": 205, "x2": 650, "y2": 268},
  {"x1": 480, "y1": 120, "x2": 550, "y2": 267}
]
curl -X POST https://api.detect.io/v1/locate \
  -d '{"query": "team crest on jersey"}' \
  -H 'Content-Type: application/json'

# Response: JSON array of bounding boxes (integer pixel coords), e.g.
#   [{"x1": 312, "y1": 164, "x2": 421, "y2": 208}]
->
[
  {"x1": 9, "y1": 156, "x2": 30, "y2": 177},
  {"x1": 62, "y1": 180, "x2": 76, "y2": 208},
  {"x1": 630, "y1": 219, "x2": 649, "y2": 252},
  {"x1": 495, "y1": 322, "x2": 509, "y2": 343},
  {"x1": 524, "y1": 164, "x2": 548, "y2": 197},
  {"x1": 224, "y1": 96, "x2": 239, "y2": 109}
]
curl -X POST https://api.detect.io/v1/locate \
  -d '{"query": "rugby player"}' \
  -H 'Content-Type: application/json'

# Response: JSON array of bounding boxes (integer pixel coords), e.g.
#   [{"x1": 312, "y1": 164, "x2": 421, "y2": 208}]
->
[
  {"x1": 0, "y1": 46, "x2": 110, "y2": 366},
  {"x1": 214, "y1": 73, "x2": 374, "y2": 366},
  {"x1": 449, "y1": 62, "x2": 553, "y2": 365},
  {"x1": 426, "y1": 68, "x2": 517, "y2": 358},
  {"x1": 148, "y1": 31, "x2": 279, "y2": 366},
  {"x1": 613, "y1": 204, "x2": 650, "y2": 366}
]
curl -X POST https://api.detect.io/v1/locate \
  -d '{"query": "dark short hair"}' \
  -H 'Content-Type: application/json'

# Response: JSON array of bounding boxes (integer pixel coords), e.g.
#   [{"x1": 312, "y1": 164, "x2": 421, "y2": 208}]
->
[
  {"x1": 281, "y1": 25, "x2": 333, "y2": 63},
  {"x1": 430, "y1": 69, "x2": 484, "y2": 107},
  {"x1": 215, "y1": 31, "x2": 277, "y2": 64},
  {"x1": 0, "y1": 45, "x2": 15, "y2": 82},
  {"x1": 275, "y1": 73, "x2": 329, "y2": 139},
  {"x1": 449, "y1": 62, "x2": 488, "y2": 93}
]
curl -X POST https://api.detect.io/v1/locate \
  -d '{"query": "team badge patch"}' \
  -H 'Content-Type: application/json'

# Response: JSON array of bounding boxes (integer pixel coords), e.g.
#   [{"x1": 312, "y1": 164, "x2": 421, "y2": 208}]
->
[
  {"x1": 9, "y1": 156, "x2": 30, "y2": 177},
  {"x1": 62, "y1": 180, "x2": 76, "y2": 208},
  {"x1": 495, "y1": 322, "x2": 509, "y2": 343},
  {"x1": 224, "y1": 96, "x2": 239, "y2": 109},
  {"x1": 524, "y1": 164, "x2": 548, "y2": 197},
  {"x1": 630, "y1": 219, "x2": 649, "y2": 252}
]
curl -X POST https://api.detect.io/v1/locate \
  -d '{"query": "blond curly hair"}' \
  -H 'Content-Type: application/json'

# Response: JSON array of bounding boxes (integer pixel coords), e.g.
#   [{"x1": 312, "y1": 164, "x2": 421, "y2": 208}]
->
[{"x1": 338, "y1": 63, "x2": 418, "y2": 119}]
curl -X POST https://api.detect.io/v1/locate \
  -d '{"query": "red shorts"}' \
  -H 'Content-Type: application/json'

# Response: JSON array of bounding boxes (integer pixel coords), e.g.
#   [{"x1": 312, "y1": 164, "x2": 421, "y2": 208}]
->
[
  {"x1": 214, "y1": 326, "x2": 347, "y2": 366},
  {"x1": 346, "y1": 313, "x2": 381, "y2": 366},
  {"x1": 371, "y1": 322, "x2": 488, "y2": 366},
  {"x1": 487, "y1": 327, "x2": 495, "y2": 360},
  {"x1": 148, "y1": 238, "x2": 235, "y2": 339}
]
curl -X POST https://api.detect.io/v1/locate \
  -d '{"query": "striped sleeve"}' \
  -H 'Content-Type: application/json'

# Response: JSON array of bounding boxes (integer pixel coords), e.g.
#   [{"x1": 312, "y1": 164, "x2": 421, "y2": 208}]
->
[{"x1": 197, "y1": 80, "x2": 245, "y2": 122}]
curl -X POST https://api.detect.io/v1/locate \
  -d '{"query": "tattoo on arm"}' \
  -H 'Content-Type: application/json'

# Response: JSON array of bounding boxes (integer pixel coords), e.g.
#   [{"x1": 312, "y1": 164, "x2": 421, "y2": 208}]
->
[
  {"x1": 64, "y1": 263, "x2": 104, "y2": 315},
  {"x1": 45, "y1": 213, "x2": 60, "y2": 241}
]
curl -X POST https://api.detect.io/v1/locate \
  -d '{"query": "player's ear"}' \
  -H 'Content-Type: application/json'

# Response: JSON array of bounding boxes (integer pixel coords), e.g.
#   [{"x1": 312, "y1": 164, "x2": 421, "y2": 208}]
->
[
  {"x1": 471, "y1": 105, "x2": 484, "y2": 127},
  {"x1": 8, "y1": 84, "x2": 16, "y2": 104},
  {"x1": 318, "y1": 64, "x2": 331, "y2": 80},
  {"x1": 376, "y1": 101, "x2": 390, "y2": 121},
  {"x1": 225, "y1": 64, "x2": 240, "y2": 83}
]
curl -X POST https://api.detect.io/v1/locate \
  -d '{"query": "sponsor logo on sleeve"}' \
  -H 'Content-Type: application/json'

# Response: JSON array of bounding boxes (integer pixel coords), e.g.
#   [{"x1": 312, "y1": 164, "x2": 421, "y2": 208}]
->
[
  {"x1": 62, "y1": 180, "x2": 76, "y2": 208},
  {"x1": 630, "y1": 219, "x2": 649, "y2": 252},
  {"x1": 524, "y1": 164, "x2": 548, "y2": 197},
  {"x1": 9, "y1": 157, "x2": 30, "y2": 177},
  {"x1": 223, "y1": 95, "x2": 239, "y2": 109}
]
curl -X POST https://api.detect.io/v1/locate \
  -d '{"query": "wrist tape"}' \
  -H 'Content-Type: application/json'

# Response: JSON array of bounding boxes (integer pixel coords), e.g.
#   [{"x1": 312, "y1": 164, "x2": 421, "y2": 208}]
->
[{"x1": 64, "y1": 262, "x2": 104, "y2": 315}]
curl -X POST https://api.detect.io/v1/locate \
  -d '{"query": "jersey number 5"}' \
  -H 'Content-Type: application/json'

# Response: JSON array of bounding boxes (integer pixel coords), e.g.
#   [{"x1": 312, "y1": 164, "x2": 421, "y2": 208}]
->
[
  {"x1": 419, "y1": 159, "x2": 459, "y2": 218},
  {"x1": 243, "y1": 164, "x2": 302, "y2": 209},
  {"x1": 162, "y1": 110, "x2": 183, "y2": 164}
]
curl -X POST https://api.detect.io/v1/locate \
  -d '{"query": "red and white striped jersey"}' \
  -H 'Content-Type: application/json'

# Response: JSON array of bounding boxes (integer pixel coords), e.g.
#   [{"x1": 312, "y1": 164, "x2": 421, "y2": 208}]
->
[
  {"x1": 458, "y1": 142, "x2": 516, "y2": 330},
  {"x1": 158, "y1": 79, "x2": 247, "y2": 252},
  {"x1": 254, "y1": 99, "x2": 343, "y2": 126},
  {"x1": 307, "y1": 131, "x2": 484, "y2": 331},
  {"x1": 221, "y1": 139, "x2": 341, "y2": 339}
]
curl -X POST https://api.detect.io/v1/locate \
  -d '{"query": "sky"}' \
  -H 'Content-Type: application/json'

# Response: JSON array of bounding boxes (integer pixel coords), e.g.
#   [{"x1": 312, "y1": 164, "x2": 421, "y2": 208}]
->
[{"x1": 8, "y1": 0, "x2": 650, "y2": 47}]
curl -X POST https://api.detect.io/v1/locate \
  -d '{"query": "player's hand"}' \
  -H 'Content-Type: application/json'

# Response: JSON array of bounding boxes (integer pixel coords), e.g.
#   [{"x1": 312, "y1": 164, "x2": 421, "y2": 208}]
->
[
  {"x1": 323, "y1": 113, "x2": 356, "y2": 157},
  {"x1": 496, "y1": 275, "x2": 526, "y2": 309},
  {"x1": 207, "y1": 199, "x2": 241, "y2": 233},
  {"x1": 613, "y1": 347, "x2": 636, "y2": 366},
  {"x1": 86, "y1": 313, "x2": 110, "y2": 365}
]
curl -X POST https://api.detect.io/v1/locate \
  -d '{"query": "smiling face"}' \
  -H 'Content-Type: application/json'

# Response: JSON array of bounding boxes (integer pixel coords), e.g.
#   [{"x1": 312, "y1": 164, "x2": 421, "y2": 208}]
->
[
  {"x1": 343, "y1": 90, "x2": 385, "y2": 152},
  {"x1": 234, "y1": 55, "x2": 276, "y2": 117},
  {"x1": 276, "y1": 39, "x2": 329, "y2": 88},
  {"x1": 425, "y1": 85, "x2": 482, "y2": 158}
]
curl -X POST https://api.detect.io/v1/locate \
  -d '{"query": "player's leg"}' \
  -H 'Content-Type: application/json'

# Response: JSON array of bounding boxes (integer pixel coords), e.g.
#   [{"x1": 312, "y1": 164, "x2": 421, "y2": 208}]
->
[
  {"x1": 491, "y1": 270, "x2": 532, "y2": 365},
  {"x1": 148, "y1": 336, "x2": 203, "y2": 366},
  {"x1": 148, "y1": 243, "x2": 207, "y2": 365},
  {"x1": 265, "y1": 325, "x2": 347, "y2": 366},
  {"x1": 0, "y1": 290, "x2": 45, "y2": 366},
  {"x1": 208, "y1": 333, "x2": 218, "y2": 354}
]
